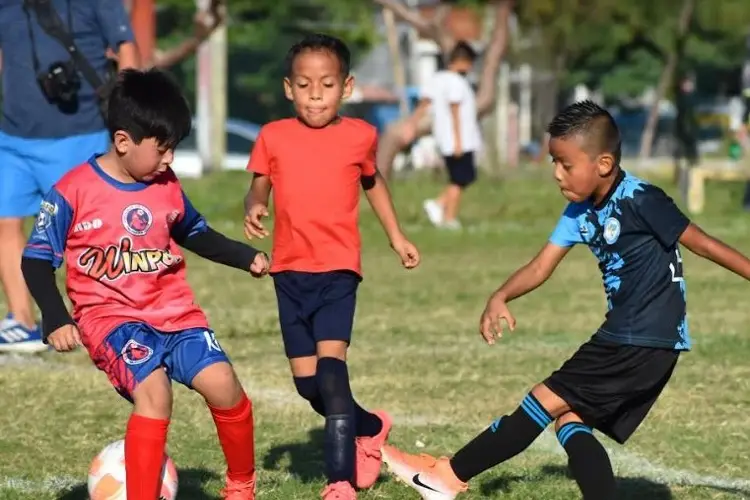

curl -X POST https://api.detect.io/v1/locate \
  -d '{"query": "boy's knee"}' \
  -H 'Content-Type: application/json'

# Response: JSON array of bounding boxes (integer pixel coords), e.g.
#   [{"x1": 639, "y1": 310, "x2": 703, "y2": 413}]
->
[
  {"x1": 132, "y1": 368, "x2": 173, "y2": 419},
  {"x1": 554, "y1": 411, "x2": 584, "y2": 432},
  {"x1": 293, "y1": 375, "x2": 319, "y2": 401},
  {"x1": 315, "y1": 357, "x2": 353, "y2": 414},
  {"x1": 192, "y1": 362, "x2": 243, "y2": 408},
  {"x1": 531, "y1": 383, "x2": 571, "y2": 419}
]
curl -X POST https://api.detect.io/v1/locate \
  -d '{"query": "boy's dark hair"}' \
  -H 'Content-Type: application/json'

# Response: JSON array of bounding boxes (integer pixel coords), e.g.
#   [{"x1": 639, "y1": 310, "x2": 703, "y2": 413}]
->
[
  {"x1": 106, "y1": 69, "x2": 192, "y2": 149},
  {"x1": 547, "y1": 100, "x2": 622, "y2": 166},
  {"x1": 285, "y1": 33, "x2": 351, "y2": 78},
  {"x1": 449, "y1": 41, "x2": 478, "y2": 63}
]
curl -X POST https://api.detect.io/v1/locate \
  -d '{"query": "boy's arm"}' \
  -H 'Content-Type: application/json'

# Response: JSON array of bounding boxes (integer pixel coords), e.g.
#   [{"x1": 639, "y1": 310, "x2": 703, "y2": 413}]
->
[
  {"x1": 630, "y1": 185, "x2": 750, "y2": 279},
  {"x1": 21, "y1": 259, "x2": 73, "y2": 339},
  {"x1": 244, "y1": 174, "x2": 272, "y2": 213},
  {"x1": 173, "y1": 191, "x2": 262, "y2": 270},
  {"x1": 361, "y1": 130, "x2": 407, "y2": 244},
  {"x1": 362, "y1": 171, "x2": 405, "y2": 244},
  {"x1": 97, "y1": 0, "x2": 140, "y2": 70},
  {"x1": 679, "y1": 223, "x2": 750, "y2": 279},
  {"x1": 495, "y1": 203, "x2": 583, "y2": 302},
  {"x1": 245, "y1": 129, "x2": 273, "y2": 213},
  {"x1": 450, "y1": 102, "x2": 462, "y2": 156},
  {"x1": 21, "y1": 190, "x2": 75, "y2": 340},
  {"x1": 492, "y1": 243, "x2": 571, "y2": 302}
]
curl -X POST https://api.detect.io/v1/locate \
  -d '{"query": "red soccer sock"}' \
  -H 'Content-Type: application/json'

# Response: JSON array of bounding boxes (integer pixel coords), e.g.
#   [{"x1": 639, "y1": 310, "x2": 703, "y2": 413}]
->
[
  {"x1": 209, "y1": 392, "x2": 255, "y2": 483},
  {"x1": 125, "y1": 413, "x2": 170, "y2": 500}
]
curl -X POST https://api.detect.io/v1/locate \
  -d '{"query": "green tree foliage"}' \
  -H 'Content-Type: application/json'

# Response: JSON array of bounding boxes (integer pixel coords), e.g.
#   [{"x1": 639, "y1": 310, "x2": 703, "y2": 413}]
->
[
  {"x1": 517, "y1": 0, "x2": 750, "y2": 99},
  {"x1": 156, "y1": 0, "x2": 378, "y2": 123}
]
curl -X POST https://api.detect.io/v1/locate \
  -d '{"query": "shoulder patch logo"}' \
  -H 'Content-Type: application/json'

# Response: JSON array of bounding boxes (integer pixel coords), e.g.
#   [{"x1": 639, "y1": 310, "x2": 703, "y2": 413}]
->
[
  {"x1": 603, "y1": 217, "x2": 621, "y2": 244},
  {"x1": 35, "y1": 200, "x2": 58, "y2": 232}
]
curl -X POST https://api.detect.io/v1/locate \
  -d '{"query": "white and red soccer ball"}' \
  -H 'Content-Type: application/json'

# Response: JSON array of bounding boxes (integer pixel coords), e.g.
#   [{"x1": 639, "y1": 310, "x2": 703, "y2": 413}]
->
[{"x1": 87, "y1": 439, "x2": 178, "y2": 500}]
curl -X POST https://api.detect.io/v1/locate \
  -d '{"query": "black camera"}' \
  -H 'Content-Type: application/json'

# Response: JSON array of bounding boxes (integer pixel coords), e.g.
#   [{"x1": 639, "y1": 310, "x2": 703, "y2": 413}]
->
[{"x1": 37, "y1": 60, "x2": 81, "y2": 104}]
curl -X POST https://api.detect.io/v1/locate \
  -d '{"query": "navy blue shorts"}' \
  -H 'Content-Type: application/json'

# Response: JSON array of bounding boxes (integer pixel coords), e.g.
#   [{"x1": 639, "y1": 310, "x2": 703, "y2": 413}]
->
[
  {"x1": 443, "y1": 152, "x2": 476, "y2": 188},
  {"x1": 272, "y1": 270, "x2": 361, "y2": 358},
  {"x1": 90, "y1": 322, "x2": 230, "y2": 402}
]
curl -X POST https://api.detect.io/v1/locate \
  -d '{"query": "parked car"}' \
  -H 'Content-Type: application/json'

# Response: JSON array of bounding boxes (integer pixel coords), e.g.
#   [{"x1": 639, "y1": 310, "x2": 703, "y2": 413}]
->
[{"x1": 172, "y1": 118, "x2": 261, "y2": 177}]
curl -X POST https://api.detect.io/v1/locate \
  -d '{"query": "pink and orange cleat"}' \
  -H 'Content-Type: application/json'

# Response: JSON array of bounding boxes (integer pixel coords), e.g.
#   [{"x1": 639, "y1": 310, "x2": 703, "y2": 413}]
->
[
  {"x1": 382, "y1": 445, "x2": 468, "y2": 500},
  {"x1": 322, "y1": 481, "x2": 357, "y2": 499},
  {"x1": 354, "y1": 410, "x2": 392, "y2": 489},
  {"x1": 220, "y1": 473, "x2": 256, "y2": 500}
]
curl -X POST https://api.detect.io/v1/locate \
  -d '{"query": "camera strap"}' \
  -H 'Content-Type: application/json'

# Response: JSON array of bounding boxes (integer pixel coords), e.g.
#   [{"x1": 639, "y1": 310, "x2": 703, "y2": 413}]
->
[{"x1": 23, "y1": 0, "x2": 112, "y2": 111}]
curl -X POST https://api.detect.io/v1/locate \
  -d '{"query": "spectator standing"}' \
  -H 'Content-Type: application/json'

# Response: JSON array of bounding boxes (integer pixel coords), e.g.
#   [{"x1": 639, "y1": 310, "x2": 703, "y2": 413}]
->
[{"x1": 0, "y1": 0, "x2": 139, "y2": 351}]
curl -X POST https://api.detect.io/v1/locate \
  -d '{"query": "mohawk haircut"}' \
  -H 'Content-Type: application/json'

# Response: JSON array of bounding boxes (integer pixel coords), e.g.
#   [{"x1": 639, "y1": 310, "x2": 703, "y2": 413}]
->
[
  {"x1": 285, "y1": 33, "x2": 351, "y2": 78},
  {"x1": 547, "y1": 100, "x2": 622, "y2": 166}
]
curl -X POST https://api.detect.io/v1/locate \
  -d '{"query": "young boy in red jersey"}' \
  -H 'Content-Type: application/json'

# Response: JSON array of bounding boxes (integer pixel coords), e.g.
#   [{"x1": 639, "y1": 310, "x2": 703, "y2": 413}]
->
[
  {"x1": 21, "y1": 69, "x2": 266, "y2": 500},
  {"x1": 243, "y1": 33, "x2": 421, "y2": 499}
]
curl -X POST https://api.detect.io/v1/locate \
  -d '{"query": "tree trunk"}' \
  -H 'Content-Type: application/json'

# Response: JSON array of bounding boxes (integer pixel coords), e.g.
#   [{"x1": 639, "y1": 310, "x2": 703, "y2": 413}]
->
[
  {"x1": 638, "y1": 0, "x2": 695, "y2": 163},
  {"x1": 376, "y1": 0, "x2": 513, "y2": 179}
]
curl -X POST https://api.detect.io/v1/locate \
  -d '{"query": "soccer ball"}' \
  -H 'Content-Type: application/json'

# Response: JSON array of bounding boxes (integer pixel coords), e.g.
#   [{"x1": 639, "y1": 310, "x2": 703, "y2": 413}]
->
[{"x1": 87, "y1": 439, "x2": 178, "y2": 500}]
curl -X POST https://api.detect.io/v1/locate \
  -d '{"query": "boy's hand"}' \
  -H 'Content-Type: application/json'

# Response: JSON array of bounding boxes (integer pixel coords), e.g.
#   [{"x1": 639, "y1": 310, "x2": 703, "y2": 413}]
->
[
  {"x1": 479, "y1": 292, "x2": 516, "y2": 345},
  {"x1": 250, "y1": 251, "x2": 270, "y2": 278},
  {"x1": 391, "y1": 236, "x2": 420, "y2": 269},
  {"x1": 244, "y1": 204, "x2": 270, "y2": 240},
  {"x1": 47, "y1": 324, "x2": 82, "y2": 352}
]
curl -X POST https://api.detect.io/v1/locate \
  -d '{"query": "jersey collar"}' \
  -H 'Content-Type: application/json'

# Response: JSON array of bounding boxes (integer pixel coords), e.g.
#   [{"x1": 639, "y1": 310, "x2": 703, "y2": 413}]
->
[{"x1": 593, "y1": 168, "x2": 625, "y2": 210}]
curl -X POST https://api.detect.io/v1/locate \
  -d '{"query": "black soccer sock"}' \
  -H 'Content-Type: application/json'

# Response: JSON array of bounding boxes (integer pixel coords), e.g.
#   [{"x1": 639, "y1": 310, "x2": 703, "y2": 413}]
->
[
  {"x1": 294, "y1": 375, "x2": 383, "y2": 438},
  {"x1": 316, "y1": 357, "x2": 356, "y2": 484},
  {"x1": 449, "y1": 393, "x2": 553, "y2": 482},
  {"x1": 557, "y1": 423, "x2": 616, "y2": 500}
]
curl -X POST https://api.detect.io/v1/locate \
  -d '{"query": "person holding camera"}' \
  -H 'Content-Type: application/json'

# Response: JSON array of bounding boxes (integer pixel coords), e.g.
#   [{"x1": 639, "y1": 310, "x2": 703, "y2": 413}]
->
[{"x1": 0, "y1": 0, "x2": 139, "y2": 352}]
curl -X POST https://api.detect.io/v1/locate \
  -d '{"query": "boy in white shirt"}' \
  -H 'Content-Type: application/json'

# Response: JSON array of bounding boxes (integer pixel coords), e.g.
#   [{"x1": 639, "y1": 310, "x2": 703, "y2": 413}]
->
[{"x1": 414, "y1": 42, "x2": 481, "y2": 229}]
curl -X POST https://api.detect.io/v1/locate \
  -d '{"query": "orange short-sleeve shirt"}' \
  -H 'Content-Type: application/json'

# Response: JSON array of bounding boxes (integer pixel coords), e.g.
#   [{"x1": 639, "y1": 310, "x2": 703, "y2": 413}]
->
[{"x1": 247, "y1": 117, "x2": 377, "y2": 276}]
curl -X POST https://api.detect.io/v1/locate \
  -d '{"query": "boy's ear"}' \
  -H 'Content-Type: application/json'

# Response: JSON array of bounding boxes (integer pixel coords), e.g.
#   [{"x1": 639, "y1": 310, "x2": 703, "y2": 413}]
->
[
  {"x1": 283, "y1": 77, "x2": 294, "y2": 101},
  {"x1": 112, "y1": 130, "x2": 132, "y2": 154},
  {"x1": 596, "y1": 152, "x2": 616, "y2": 177},
  {"x1": 342, "y1": 75, "x2": 354, "y2": 100}
]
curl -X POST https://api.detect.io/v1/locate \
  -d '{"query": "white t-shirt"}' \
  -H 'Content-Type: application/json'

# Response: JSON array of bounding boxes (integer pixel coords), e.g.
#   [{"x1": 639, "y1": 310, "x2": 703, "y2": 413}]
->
[{"x1": 421, "y1": 70, "x2": 482, "y2": 157}]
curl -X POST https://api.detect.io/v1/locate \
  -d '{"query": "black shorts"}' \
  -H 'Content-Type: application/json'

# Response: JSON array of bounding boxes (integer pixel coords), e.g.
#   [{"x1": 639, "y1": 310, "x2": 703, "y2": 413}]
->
[
  {"x1": 272, "y1": 270, "x2": 361, "y2": 359},
  {"x1": 443, "y1": 152, "x2": 476, "y2": 187},
  {"x1": 544, "y1": 335, "x2": 680, "y2": 444}
]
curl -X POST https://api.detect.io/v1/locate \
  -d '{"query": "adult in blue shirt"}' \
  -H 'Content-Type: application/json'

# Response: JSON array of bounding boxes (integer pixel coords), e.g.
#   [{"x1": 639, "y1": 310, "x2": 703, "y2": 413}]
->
[{"x1": 0, "y1": 0, "x2": 139, "y2": 352}]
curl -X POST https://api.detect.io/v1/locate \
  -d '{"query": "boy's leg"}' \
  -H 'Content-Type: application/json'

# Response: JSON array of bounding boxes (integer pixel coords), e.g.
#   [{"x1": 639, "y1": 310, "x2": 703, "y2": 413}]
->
[
  {"x1": 555, "y1": 412, "x2": 616, "y2": 500},
  {"x1": 276, "y1": 271, "x2": 383, "y2": 439},
  {"x1": 316, "y1": 341, "x2": 357, "y2": 491},
  {"x1": 167, "y1": 328, "x2": 255, "y2": 497},
  {"x1": 91, "y1": 323, "x2": 172, "y2": 500},
  {"x1": 128, "y1": 370, "x2": 173, "y2": 500},
  {"x1": 383, "y1": 383, "x2": 568, "y2": 499},
  {"x1": 291, "y1": 355, "x2": 384, "y2": 438},
  {"x1": 441, "y1": 153, "x2": 476, "y2": 226}
]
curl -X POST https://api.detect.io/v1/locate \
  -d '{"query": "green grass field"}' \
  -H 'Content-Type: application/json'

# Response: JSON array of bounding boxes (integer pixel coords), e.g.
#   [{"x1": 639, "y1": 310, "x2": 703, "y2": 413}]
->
[{"x1": 1, "y1": 168, "x2": 749, "y2": 499}]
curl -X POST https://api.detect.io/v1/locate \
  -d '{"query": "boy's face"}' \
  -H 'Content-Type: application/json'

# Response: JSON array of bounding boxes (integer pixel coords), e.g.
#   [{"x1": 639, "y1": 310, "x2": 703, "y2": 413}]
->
[
  {"x1": 449, "y1": 57, "x2": 473, "y2": 75},
  {"x1": 114, "y1": 132, "x2": 174, "y2": 182},
  {"x1": 549, "y1": 135, "x2": 615, "y2": 203},
  {"x1": 284, "y1": 49, "x2": 353, "y2": 128}
]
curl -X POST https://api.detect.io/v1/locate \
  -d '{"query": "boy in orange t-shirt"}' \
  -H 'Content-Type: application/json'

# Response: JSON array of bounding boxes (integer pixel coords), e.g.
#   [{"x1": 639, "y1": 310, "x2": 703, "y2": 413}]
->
[{"x1": 244, "y1": 34, "x2": 420, "y2": 499}]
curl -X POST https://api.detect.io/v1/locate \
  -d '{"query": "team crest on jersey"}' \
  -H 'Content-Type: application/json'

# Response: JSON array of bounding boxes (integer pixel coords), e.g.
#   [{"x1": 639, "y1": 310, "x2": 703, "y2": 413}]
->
[
  {"x1": 121, "y1": 339, "x2": 153, "y2": 365},
  {"x1": 35, "y1": 201, "x2": 58, "y2": 232},
  {"x1": 78, "y1": 236, "x2": 183, "y2": 281},
  {"x1": 603, "y1": 217, "x2": 621, "y2": 244},
  {"x1": 122, "y1": 204, "x2": 153, "y2": 236}
]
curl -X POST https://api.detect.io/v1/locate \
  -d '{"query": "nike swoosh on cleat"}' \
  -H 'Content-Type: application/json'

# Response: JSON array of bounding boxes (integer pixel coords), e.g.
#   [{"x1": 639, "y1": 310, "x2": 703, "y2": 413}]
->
[{"x1": 412, "y1": 473, "x2": 441, "y2": 492}]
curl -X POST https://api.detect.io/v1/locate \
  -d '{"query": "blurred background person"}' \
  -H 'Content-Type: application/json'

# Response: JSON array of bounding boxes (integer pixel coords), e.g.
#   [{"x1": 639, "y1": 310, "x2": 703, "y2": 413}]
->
[{"x1": 0, "y1": 0, "x2": 139, "y2": 352}]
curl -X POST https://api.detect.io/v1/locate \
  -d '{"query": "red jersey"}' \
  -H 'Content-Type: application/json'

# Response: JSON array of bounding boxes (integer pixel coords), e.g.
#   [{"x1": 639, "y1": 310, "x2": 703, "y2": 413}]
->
[
  {"x1": 246, "y1": 117, "x2": 378, "y2": 275},
  {"x1": 23, "y1": 158, "x2": 209, "y2": 352}
]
